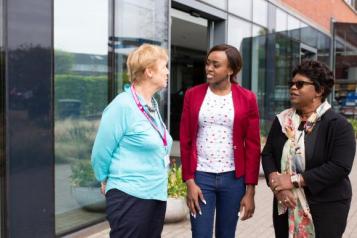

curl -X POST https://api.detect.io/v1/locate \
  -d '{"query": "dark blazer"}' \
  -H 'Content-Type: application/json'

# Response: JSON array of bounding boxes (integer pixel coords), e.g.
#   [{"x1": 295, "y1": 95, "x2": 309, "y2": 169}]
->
[
  {"x1": 180, "y1": 82, "x2": 261, "y2": 184},
  {"x1": 262, "y1": 109, "x2": 355, "y2": 202}
]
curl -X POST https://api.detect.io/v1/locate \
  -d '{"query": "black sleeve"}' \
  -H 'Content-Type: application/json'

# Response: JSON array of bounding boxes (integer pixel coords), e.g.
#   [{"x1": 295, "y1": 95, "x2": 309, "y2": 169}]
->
[
  {"x1": 302, "y1": 118, "x2": 356, "y2": 195},
  {"x1": 261, "y1": 117, "x2": 282, "y2": 185}
]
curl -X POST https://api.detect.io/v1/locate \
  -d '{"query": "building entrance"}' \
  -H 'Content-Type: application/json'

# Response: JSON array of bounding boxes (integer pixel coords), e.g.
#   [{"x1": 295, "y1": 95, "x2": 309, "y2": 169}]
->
[{"x1": 169, "y1": 8, "x2": 208, "y2": 153}]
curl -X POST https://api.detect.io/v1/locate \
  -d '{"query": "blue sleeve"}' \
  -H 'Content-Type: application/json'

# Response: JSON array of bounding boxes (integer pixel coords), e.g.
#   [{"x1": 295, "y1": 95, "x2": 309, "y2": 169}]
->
[{"x1": 91, "y1": 100, "x2": 128, "y2": 182}]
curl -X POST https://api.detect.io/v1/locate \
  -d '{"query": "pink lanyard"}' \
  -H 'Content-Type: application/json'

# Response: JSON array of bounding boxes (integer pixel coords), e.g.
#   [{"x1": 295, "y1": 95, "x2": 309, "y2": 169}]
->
[{"x1": 130, "y1": 84, "x2": 168, "y2": 147}]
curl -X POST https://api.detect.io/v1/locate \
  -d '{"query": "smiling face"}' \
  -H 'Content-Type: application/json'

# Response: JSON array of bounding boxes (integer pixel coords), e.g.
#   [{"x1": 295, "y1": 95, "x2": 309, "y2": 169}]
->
[
  {"x1": 289, "y1": 73, "x2": 322, "y2": 109},
  {"x1": 205, "y1": 51, "x2": 233, "y2": 86}
]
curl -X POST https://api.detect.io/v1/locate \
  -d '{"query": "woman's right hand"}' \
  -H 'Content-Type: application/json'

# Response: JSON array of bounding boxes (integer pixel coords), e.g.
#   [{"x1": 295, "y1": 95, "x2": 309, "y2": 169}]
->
[
  {"x1": 275, "y1": 190, "x2": 296, "y2": 209},
  {"x1": 185, "y1": 179, "x2": 206, "y2": 218}
]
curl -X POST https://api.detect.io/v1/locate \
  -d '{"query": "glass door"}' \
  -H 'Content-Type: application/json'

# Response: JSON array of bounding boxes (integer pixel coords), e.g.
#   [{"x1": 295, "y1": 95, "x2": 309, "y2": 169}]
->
[
  {"x1": 112, "y1": 0, "x2": 170, "y2": 120},
  {"x1": 169, "y1": 8, "x2": 210, "y2": 159}
]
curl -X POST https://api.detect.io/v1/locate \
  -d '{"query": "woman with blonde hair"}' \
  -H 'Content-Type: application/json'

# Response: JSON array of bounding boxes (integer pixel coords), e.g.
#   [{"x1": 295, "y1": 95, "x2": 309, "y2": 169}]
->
[{"x1": 91, "y1": 44, "x2": 172, "y2": 238}]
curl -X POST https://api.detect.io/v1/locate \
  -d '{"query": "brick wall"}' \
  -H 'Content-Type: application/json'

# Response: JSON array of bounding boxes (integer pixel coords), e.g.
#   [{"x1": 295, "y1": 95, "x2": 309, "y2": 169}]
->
[{"x1": 279, "y1": 0, "x2": 357, "y2": 31}]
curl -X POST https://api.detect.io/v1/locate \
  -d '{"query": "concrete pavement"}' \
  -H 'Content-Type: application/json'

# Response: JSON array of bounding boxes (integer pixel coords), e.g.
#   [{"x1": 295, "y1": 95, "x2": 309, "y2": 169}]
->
[{"x1": 83, "y1": 156, "x2": 357, "y2": 238}]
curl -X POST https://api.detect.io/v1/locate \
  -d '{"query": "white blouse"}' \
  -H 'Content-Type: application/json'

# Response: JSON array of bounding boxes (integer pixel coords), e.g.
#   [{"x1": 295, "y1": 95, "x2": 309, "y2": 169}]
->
[{"x1": 196, "y1": 87, "x2": 235, "y2": 173}]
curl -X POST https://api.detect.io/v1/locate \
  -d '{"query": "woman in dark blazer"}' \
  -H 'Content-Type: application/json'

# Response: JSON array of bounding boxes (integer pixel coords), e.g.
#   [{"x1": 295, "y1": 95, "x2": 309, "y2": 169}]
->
[
  {"x1": 262, "y1": 60, "x2": 355, "y2": 238},
  {"x1": 180, "y1": 44, "x2": 261, "y2": 237}
]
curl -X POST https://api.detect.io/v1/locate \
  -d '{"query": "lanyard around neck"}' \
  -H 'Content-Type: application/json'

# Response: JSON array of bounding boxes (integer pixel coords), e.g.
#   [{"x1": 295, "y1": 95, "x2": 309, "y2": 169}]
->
[{"x1": 130, "y1": 84, "x2": 167, "y2": 147}]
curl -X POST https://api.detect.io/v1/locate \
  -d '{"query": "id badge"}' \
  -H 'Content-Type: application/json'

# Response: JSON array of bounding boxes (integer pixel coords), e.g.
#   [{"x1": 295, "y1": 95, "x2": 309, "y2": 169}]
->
[{"x1": 164, "y1": 155, "x2": 170, "y2": 167}]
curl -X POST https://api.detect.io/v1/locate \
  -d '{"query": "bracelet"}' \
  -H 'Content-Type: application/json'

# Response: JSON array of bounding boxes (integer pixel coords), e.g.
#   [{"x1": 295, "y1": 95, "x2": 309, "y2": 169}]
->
[{"x1": 290, "y1": 174, "x2": 301, "y2": 188}]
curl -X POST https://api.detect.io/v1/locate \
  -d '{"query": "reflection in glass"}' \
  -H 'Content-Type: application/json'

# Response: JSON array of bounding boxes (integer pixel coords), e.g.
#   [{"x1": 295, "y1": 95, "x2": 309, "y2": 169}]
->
[
  {"x1": 301, "y1": 24, "x2": 318, "y2": 48},
  {"x1": 333, "y1": 23, "x2": 357, "y2": 117},
  {"x1": 252, "y1": 0, "x2": 267, "y2": 27},
  {"x1": 113, "y1": 0, "x2": 169, "y2": 122},
  {"x1": 228, "y1": 16, "x2": 252, "y2": 85},
  {"x1": 54, "y1": 0, "x2": 108, "y2": 235},
  {"x1": 251, "y1": 26, "x2": 268, "y2": 134},
  {"x1": 228, "y1": 0, "x2": 252, "y2": 20},
  {"x1": 228, "y1": 16, "x2": 252, "y2": 51},
  {"x1": 273, "y1": 33, "x2": 300, "y2": 118},
  {"x1": 287, "y1": 15, "x2": 300, "y2": 41},
  {"x1": 317, "y1": 32, "x2": 331, "y2": 65},
  {"x1": 276, "y1": 8, "x2": 287, "y2": 33}
]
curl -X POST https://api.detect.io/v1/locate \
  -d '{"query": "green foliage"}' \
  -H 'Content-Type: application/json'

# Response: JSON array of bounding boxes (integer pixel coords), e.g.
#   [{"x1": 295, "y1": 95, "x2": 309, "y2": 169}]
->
[
  {"x1": 348, "y1": 119, "x2": 357, "y2": 137},
  {"x1": 71, "y1": 160, "x2": 99, "y2": 187},
  {"x1": 55, "y1": 50, "x2": 75, "y2": 74},
  {"x1": 55, "y1": 74, "x2": 108, "y2": 118},
  {"x1": 55, "y1": 118, "x2": 99, "y2": 164},
  {"x1": 168, "y1": 163, "x2": 187, "y2": 198}
]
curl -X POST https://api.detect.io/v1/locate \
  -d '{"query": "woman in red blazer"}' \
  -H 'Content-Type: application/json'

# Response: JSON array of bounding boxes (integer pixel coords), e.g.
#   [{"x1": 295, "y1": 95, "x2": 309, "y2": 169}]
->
[{"x1": 180, "y1": 44, "x2": 261, "y2": 237}]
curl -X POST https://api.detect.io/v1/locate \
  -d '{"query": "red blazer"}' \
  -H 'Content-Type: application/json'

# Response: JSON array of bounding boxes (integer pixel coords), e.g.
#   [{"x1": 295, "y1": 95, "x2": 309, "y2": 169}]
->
[{"x1": 180, "y1": 82, "x2": 261, "y2": 184}]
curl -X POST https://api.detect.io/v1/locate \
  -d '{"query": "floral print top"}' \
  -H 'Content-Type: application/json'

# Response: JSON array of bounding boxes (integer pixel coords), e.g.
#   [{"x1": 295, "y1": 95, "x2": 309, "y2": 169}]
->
[{"x1": 196, "y1": 87, "x2": 235, "y2": 173}]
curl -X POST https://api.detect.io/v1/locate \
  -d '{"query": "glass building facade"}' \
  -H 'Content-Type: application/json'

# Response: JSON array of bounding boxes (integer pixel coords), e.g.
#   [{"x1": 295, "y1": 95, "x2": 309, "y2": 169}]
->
[{"x1": 0, "y1": 0, "x2": 356, "y2": 236}]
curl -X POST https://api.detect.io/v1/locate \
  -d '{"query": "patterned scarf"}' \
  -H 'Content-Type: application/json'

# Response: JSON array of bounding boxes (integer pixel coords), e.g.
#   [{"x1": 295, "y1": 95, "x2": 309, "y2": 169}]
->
[{"x1": 276, "y1": 101, "x2": 331, "y2": 238}]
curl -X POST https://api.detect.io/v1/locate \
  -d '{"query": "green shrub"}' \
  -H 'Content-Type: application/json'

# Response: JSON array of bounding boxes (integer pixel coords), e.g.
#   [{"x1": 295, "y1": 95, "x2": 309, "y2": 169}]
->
[
  {"x1": 55, "y1": 118, "x2": 99, "y2": 164},
  {"x1": 168, "y1": 162, "x2": 187, "y2": 198},
  {"x1": 70, "y1": 160, "x2": 98, "y2": 187},
  {"x1": 55, "y1": 74, "x2": 108, "y2": 118},
  {"x1": 348, "y1": 119, "x2": 357, "y2": 137}
]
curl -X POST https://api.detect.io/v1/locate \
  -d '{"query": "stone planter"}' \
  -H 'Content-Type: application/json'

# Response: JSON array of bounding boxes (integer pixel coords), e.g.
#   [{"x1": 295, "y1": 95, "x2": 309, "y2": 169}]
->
[
  {"x1": 165, "y1": 197, "x2": 189, "y2": 223},
  {"x1": 71, "y1": 186, "x2": 106, "y2": 212}
]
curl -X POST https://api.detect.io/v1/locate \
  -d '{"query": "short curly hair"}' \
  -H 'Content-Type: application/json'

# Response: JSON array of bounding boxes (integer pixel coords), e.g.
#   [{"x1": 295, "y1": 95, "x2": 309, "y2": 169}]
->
[
  {"x1": 292, "y1": 60, "x2": 334, "y2": 102},
  {"x1": 127, "y1": 44, "x2": 168, "y2": 83}
]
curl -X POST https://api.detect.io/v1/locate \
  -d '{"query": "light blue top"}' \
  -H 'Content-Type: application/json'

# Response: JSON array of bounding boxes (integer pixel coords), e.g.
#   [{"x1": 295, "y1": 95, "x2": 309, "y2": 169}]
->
[{"x1": 91, "y1": 87, "x2": 172, "y2": 201}]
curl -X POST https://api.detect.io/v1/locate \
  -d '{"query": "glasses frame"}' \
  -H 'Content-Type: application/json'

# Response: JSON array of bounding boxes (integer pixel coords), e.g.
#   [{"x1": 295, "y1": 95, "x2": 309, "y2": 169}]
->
[{"x1": 288, "y1": 80, "x2": 315, "y2": 89}]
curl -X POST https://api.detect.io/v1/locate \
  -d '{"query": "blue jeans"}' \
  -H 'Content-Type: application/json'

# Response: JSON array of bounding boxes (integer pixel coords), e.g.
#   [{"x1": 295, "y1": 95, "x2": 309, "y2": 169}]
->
[{"x1": 191, "y1": 171, "x2": 246, "y2": 238}]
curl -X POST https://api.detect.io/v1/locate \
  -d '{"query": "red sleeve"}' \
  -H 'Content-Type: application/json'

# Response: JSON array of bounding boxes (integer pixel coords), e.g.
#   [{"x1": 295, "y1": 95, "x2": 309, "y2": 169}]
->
[
  {"x1": 244, "y1": 92, "x2": 261, "y2": 185},
  {"x1": 180, "y1": 89, "x2": 194, "y2": 181}
]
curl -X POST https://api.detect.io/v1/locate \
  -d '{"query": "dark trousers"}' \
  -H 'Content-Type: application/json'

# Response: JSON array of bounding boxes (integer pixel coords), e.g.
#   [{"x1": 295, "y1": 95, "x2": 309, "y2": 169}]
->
[
  {"x1": 190, "y1": 171, "x2": 246, "y2": 238},
  {"x1": 273, "y1": 198, "x2": 351, "y2": 238},
  {"x1": 105, "y1": 189, "x2": 167, "y2": 238}
]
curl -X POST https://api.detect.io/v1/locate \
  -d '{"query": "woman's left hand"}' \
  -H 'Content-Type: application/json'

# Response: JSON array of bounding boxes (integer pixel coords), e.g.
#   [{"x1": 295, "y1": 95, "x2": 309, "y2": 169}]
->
[
  {"x1": 270, "y1": 173, "x2": 293, "y2": 192},
  {"x1": 100, "y1": 181, "x2": 107, "y2": 195},
  {"x1": 239, "y1": 186, "x2": 255, "y2": 220}
]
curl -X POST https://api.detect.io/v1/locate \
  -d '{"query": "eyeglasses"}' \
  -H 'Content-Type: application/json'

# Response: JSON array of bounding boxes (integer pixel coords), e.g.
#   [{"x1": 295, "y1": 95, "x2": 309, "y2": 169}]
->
[{"x1": 288, "y1": 80, "x2": 314, "y2": 89}]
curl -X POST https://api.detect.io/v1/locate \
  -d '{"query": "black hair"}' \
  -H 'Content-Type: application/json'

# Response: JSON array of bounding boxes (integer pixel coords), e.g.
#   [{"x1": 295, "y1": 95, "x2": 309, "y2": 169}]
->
[
  {"x1": 292, "y1": 60, "x2": 334, "y2": 101},
  {"x1": 207, "y1": 44, "x2": 243, "y2": 81}
]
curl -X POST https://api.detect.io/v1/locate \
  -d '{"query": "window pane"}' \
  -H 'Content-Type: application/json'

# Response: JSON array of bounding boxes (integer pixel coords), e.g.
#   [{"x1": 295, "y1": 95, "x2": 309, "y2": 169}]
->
[
  {"x1": 228, "y1": 16, "x2": 252, "y2": 86},
  {"x1": 228, "y1": 0, "x2": 252, "y2": 20},
  {"x1": 301, "y1": 24, "x2": 318, "y2": 48},
  {"x1": 287, "y1": 15, "x2": 300, "y2": 41},
  {"x1": 251, "y1": 25, "x2": 268, "y2": 135},
  {"x1": 54, "y1": 0, "x2": 108, "y2": 235},
  {"x1": 276, "y1": 8, "x2": 287, "y2": 33},
  {"x1": 317, "y1": 32, "x2": 330, "y2": 65},
  {"x1": 228, "y1": 16, "x2": 252, "y2": 50},
  {"x1": 333, "y1": 23, "x2": 357, "y2": 117},
  {"x1": 113, "y1": 0, "x2": 169, "y2": 121},
  {"x1": 253, "y1": 0, "x2": 268, "y2": 27}
]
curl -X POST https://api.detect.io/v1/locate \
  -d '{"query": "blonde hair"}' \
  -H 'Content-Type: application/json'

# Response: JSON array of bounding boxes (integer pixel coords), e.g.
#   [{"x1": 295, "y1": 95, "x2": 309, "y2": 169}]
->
[{"x1": 126, "y1": 44, "x2": 168, "y2": 83}]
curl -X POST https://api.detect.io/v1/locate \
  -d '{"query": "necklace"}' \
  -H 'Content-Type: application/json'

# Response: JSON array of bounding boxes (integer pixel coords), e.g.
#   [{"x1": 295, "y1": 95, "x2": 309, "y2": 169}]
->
[{"x1": 147, "y1": 104, "x2": 156, "y2": 113}]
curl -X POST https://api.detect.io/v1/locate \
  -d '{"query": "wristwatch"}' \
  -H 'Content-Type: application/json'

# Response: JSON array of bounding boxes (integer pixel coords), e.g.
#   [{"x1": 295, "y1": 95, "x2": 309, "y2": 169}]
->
[{"x1": 290, "y1": 174, "x2": 300, "y2": 188}]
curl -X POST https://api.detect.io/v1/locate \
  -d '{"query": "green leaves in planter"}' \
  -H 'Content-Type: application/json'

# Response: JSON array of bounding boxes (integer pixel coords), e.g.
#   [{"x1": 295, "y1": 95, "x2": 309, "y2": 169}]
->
[
  {"x1": 71, "y1": 160, "x2": 99, "y2": 187},
  {"x1": 168, "y1": 163, "x2": 187, "y2": 198}
]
